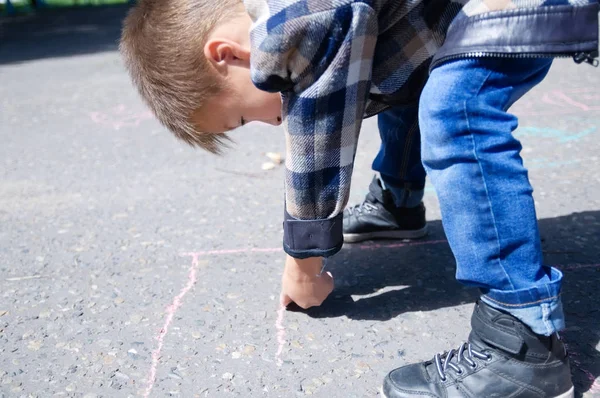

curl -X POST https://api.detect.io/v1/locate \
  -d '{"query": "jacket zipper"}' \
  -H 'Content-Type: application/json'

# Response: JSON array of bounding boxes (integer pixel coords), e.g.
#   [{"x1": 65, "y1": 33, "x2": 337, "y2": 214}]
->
[
  {"x1": 573, "y1": 51, "x2": 600, "y2": 67},
  {"x1": 431, "y1": 51, "x2": 599, "y2": 70}
]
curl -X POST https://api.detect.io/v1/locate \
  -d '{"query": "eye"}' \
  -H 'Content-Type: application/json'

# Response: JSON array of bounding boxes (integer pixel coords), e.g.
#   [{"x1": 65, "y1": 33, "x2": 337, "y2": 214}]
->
[{"x1": 240, "y1": 117, "x2": 246, "y2": 126}]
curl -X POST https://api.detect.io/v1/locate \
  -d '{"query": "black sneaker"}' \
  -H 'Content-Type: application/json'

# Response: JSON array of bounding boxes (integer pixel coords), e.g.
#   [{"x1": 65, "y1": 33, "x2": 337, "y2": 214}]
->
[
  {"x1": 343, "y1": 176, "x2": 427, "y2": 243},
  {"x1": 382, "y1": 300, "x2": 574, "y2": 398}
]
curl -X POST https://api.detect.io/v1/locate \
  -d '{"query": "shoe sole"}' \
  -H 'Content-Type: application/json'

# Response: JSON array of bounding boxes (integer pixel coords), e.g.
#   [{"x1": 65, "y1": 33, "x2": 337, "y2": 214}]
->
[
  {"x1": 380, "y1": 385, "x2": 575, "y2": 398},
  {"x1": 344, "y1": 225, "x2": 428, "y2": 243}
]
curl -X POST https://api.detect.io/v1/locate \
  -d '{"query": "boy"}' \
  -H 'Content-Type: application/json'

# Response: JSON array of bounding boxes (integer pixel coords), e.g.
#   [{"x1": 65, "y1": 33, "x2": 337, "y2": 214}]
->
[{"x1": 120, "y1": 0, "x2": 599, "y2": 396}]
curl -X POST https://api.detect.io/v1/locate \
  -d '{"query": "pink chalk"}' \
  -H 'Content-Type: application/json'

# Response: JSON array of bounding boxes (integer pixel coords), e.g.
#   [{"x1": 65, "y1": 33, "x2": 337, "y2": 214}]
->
[
  {"x1": 275, "y1": 305, "x2": 287, "y2": 367},
  {"x1": 544, "y1": 90, "x2": 591, "y2": 111},
  {"x1": 557, "y1": 263, "x2": 600, "y2": 271},
  {"x1": 184, "y1": 239, "x2": 448, "y2": 258},
  {"x1": 143, "y1": 254, "x2": 200, "y2": 398},
  {"x1": 89, "y1": 104, "x2": 154, "y2": 130},
  {"x1": 565, "y1": 343, "x2": 600, "y2": 395},
  {"x1": 183, "y1": 247, "x2": 282, "y2": 257},
  {"x1": 137, "y1": 249, "x2": 599, "y2": 396}
]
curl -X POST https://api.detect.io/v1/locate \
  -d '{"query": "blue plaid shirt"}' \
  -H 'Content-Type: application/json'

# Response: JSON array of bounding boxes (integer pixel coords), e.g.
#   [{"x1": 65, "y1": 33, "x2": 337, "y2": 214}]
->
[{"x1": 244, "y1": 0, "x2": 599, "y2": 259}]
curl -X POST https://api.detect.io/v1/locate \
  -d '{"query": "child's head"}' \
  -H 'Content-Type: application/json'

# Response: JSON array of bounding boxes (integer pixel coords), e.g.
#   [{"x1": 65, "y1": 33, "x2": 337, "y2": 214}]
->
[{"x1": 120, "y1": 0, "x2": 282, "y2": 154}]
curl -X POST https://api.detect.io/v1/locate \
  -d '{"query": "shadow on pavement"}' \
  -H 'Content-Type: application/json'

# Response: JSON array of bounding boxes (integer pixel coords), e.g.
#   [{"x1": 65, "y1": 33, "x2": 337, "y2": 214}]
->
[
  {"x1": 290, "y1": 211, "x2": 600, "y2": 396},
  {"x1": 0, "y1": 4, "x2": 131, "y2": 64}
]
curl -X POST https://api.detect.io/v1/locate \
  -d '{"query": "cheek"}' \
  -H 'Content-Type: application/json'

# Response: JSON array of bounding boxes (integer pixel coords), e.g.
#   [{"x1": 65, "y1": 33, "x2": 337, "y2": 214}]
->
[
  {"x1": 267, "y1": 93, "x2": 282, "y2": 115},
  {"x1": 250, "y1": 91, "x2": 282, "y2": 119}
]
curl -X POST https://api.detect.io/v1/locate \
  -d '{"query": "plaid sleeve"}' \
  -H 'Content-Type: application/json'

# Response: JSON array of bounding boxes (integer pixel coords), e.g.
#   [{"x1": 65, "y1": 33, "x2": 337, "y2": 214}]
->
[{"x1": 247, "y1": 1, "x2": 378, "y2": 258}]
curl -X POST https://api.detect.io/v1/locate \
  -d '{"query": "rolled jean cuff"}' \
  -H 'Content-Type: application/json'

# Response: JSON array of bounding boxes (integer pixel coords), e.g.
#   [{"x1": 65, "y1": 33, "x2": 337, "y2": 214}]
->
[
  {"x1": 388, "y1": 187, "x2": 425, "y2": 208},
  {"x1": 380, "y1": 177, "x2": 425, "y2": 208},
  {"x1": 481, "y1": 267, "x2": 565, "y2": 336}
]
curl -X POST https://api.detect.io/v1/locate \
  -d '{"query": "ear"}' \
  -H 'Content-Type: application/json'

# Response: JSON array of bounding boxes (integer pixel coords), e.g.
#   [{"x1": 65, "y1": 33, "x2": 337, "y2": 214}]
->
[{"x1": 204, "y1": 39, "x2": 250, "y2": 70}]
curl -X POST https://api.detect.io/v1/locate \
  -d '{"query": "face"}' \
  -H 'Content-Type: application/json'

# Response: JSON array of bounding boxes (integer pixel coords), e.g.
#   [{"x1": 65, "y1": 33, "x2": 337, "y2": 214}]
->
[
  {"x1": 193, "y1": 73, "x2": 283, "y2": 134},
  {"x1": 194, "y1": 8, "x2": 282, "y2": 134}
]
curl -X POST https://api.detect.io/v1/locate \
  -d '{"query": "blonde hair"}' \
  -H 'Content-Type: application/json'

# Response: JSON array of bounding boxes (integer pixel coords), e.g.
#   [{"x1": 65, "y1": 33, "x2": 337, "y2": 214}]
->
[{"x1": 120, "y1": 0, "x2": 241, "y2": 153}]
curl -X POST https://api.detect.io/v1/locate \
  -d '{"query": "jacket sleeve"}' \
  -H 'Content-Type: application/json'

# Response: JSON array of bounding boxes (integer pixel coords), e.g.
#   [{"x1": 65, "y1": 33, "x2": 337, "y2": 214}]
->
[{"x1": 246, "y1": 0, "x2": 378, "y2": 258}]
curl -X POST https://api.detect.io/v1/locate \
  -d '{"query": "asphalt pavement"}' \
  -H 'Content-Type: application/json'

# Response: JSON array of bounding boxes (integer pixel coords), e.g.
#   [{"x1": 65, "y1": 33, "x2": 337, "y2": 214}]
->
[{"x1": 1, "y1": 6, "x2": 599, "y2": 397}]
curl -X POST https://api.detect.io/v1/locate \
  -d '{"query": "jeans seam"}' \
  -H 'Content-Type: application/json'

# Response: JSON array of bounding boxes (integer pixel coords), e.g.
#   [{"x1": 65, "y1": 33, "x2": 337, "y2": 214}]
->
[
  {"x1": 399, "y1": 119, "x2": 418, "y2": 181},
  {"x1": 541, "y1": 303, "x2": 552, "y2": 336},
  {"x1": 544, "y1": 284, "x2": 554, "y2": 336},
  {"x1": 483, "y1": 294, "x2": 560, "y2": 307},
  {"x1": 545, "y1": 283, "x2": 552, "y2": 304},
  {"x1": 397, "y1": 120, "x2": 419, "y2": 206},
  {"x1": 464, "y1": 67, "x2": 516, "y2": 291}
]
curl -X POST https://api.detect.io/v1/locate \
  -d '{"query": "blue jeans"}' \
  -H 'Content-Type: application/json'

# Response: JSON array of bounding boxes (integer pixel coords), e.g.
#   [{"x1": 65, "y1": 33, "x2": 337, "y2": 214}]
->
[
  {"x1": 373, "y1": 104, "x2": 426, "y2": 208},
  {"x1": 418, "y1": 58, "x2": 564, "y2": 336}
]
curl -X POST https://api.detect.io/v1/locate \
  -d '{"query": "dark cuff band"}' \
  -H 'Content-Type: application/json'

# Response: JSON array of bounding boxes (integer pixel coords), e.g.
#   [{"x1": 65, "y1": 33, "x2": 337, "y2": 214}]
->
[{"x1": 283, "y1": 210, "x2": 343, "y2": 259}]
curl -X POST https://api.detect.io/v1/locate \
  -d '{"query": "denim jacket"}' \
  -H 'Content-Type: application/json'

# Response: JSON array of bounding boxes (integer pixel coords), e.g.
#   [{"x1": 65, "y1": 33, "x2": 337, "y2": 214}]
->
[{"x1": 244, "y1": 0, "x2": 599, "y2": 259}]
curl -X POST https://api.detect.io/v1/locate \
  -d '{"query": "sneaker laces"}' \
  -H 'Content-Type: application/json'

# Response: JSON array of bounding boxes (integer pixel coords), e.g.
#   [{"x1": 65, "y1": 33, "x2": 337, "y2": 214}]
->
[
  {"x1": 433, "y1": 342, "x2": 490, "y2": 381},
  {"x1": 346, "y1": 201, "x2": 377, "y2": 215}
]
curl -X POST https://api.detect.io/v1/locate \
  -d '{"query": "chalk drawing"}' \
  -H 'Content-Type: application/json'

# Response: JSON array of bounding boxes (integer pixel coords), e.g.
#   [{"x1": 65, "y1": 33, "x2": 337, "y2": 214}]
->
[
  {"x1": 144, "y1": 254, "x2": 200, "y2": 398},
  {"x1": 564, "y1": 343, "x2": 600, "y2": 395},
  {"x1": 555, "y1": 263, "x2": 600, "y2": 271},
  {"x1": 515, "y1": 126, "x2": 597, "y2": 143},
  {"x1": 185, "y1": 247, "x2": 282, "y2": 257},
  {"x1": 275, "y1": 305, "x2": 287, "y2": 367},
  {"x1": 525, "y1": 157, "x2": 583, "y2": 170},
  {"x1": 142, "y1": 240, "x2": 449, "y2": 393},
  {"x1": 575, "y1": 363, "x2": 600, "y2": 395},
  {"x1": 185, "y1": 239, "x2": 448, "y2": 258},
  {"x1": 542, "y1": 89, "x2": 600, "y2": 113},
  {"x1": 90, "y1": 105, "x2": 154, "y2": 130},
  {"x1": 516, "y1": 88, "x2": 600, "y2": 117},
  {"x1": 142, "y1": 242, "x2": 600, "y2": 395}
]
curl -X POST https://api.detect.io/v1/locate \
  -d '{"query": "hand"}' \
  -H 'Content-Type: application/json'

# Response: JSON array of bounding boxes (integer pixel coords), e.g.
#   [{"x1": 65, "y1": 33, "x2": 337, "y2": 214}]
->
[{"x1": 280, "y1": 255, "x2": 334, "y2": 309}]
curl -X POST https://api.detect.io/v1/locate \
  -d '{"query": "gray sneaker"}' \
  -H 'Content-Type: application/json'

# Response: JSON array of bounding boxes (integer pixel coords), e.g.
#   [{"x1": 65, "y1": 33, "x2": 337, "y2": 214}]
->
[{"x1": 343, "y1": 176, "x2": 427, "y2": 243}]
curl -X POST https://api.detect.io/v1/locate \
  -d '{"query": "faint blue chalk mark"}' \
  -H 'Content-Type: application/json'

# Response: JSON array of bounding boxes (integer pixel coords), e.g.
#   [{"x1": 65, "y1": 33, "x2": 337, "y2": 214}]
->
[
  {"x1": 525, "y1": 158, "x2": 582, "y2": 170},
  {"x1": 516, "y1": 126, "x2": 597, "y2": 143}
]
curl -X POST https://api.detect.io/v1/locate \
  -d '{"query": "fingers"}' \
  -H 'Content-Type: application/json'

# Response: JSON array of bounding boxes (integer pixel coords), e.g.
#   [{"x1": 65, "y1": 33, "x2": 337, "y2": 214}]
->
[
  {"x1": 280, "y1": 293, "x2": 292, "y2": 308},
  {"x1": 282, "y1": 294, "x2": 322, "y2": 310},
  {"x1": 294, "y1": 286, "x2": 332, "y2": 309},
  {"x1": 280, "y1": 269, "x2": 335, "y2": 310},
  {"x1": 296, "y1": 298, "x2": 322, "y2": 309}
]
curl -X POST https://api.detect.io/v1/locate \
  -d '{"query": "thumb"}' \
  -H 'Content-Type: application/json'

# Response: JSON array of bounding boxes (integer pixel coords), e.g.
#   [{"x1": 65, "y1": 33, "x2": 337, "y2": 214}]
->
[{"x1": 280, "y1": 293, "x2": 292, "y2": 308}]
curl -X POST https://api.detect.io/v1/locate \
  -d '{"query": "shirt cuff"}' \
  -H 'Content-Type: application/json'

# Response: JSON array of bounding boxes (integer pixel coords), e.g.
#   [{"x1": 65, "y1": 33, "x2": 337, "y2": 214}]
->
[{"x1": 282, "y1": 210, "x2": 344, "y2": 259}]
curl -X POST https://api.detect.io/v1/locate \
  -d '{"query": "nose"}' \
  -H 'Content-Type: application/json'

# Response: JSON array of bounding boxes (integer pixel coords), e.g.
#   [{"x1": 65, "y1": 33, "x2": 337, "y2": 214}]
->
[{"x1": 265, "y1": 116, "x2": 282, "y2": 126}]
